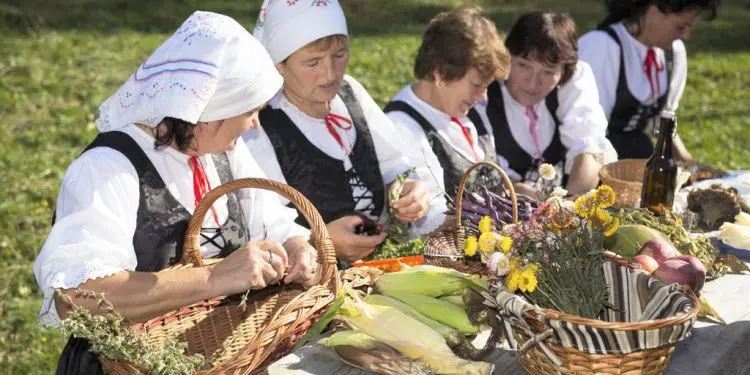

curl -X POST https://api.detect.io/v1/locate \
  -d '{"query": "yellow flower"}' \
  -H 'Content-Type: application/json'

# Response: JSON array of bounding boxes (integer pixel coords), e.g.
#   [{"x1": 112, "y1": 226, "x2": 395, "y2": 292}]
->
[
  {"x1": 574, "y1": 195, "x2": 594, "y2": 218},
  {"x1": 464, "y1": 235, "x2": 478, "y2": 256},
  {"x1": 604, "y1": 217, "x2": 620, "y2": 237},
  {"x1": 506, "y1": 269, "x2": 521, "y2": 293},
  {"x1": 478, "y1": 232, "x2": 497, "y2": 253},
  {"x1": 539, "y1": 163, "x2": 556, "y2": 181},
  {"x1": 550, "y1": 207, "x2": 575, "y2": 231},
  {"x1": 526, "y1": 263, "x2": 540, "y2": 272},
  {"x1": 498, "y1": 236, "x2": 513, "y2": 254},
  {"x1": 595, "y1": 185, "x2": 616, "y2": 208},
  {"x1": 518, "y1": 268, "x2": 539, "y2": 293},
  {"x1": 593, "y1": 208, "x2": 613, "y2": 228},
  {"x1": 479, "y1": 216, "x2": 493, "y2": 234}
]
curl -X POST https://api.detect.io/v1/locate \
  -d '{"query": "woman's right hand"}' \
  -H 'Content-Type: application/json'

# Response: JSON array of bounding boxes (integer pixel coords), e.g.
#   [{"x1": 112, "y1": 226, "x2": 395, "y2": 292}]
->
[
  {"x1": 327, "y1": 215, "x2": 387, "y2": 263},
  {"x1": 208, "y1": 240, "x2": 289, "y2": 296}
]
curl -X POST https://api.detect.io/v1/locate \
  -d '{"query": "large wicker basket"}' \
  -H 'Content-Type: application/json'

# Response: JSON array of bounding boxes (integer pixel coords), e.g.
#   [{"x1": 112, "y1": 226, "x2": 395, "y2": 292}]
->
[
  {"x1": 101, "y1": 178, "x2": 340, "y2": 374},
  {"x1": 488, "y1": 257, "x2": 700, "y2": 375},
  {"x1": 423, "y1": 161, "x2": 518, "y2": 273}
]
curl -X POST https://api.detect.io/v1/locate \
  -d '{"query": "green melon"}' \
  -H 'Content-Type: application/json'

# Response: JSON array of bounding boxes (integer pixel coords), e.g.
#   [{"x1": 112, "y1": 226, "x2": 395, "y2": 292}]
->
[{"x1": 603, "y1": 224, "x2": 671, "y2": 258}]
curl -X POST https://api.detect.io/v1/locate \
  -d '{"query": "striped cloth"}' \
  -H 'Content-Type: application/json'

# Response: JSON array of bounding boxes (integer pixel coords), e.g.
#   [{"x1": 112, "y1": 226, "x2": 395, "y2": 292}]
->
[{"x1": 486, "y1": 261, "x2": 697, "y2": 358}]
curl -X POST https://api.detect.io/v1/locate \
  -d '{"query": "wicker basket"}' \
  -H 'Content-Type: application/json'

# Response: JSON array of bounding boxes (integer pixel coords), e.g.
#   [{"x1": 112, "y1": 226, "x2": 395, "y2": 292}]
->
[
  {"x1": 100, "y1": 178, "x2": 340, "y2": 374},
  {"x1": 599, "y1": 159, "x2": 647, "y2": 208},
  {"x1": 423, "y1": 161, "x2": 518, "y2": 272},
  {"x1": 491, "y1": 257, "x2": 700, "y2": 375}
]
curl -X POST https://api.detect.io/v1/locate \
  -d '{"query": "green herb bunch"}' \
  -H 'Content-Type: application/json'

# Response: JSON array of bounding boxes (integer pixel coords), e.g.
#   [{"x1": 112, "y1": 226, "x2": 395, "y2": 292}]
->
[{"x1": 57, "y1": 289, "x2": 211, "y2": 374}]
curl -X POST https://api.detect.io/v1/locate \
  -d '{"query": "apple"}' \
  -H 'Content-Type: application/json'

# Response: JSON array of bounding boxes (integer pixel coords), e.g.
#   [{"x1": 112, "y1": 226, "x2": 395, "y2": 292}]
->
[
  {"x1": 669, "y1": 255, "x2": 706, "y2": 293},
  {"x1": 629, "y1": 254, "x2": 659, "y2": 274},
  {"x1": 638, "y1": 238, "x2": 681, "y2": 264},
  {"x1": 653, "y1": 259, "x2": 698, "y2": 292}
]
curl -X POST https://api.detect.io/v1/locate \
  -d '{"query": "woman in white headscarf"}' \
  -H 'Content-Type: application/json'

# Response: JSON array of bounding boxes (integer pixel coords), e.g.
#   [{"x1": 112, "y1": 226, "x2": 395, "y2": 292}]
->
[
  {"x1": 33, "y1": 11, "x2": 317, "y2": 374},
  {"x1": 245, "y1": 0, "x2": 444, "y2": 265}
]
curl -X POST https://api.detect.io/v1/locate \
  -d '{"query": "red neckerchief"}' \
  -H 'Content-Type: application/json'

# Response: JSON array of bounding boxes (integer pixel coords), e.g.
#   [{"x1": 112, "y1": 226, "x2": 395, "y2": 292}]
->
[
  {"x1": 189, "y1": 156, "x2": 221, "y2": 229},
  {"x1": 450, "y1": 117, "x2": 479, "y2": 162},
  {"x1": 324, "y1": 113, "x2": 354, "y2": 155},
  {"x1": 644, "y1": 48, "x2": 664, "y2": 104}
]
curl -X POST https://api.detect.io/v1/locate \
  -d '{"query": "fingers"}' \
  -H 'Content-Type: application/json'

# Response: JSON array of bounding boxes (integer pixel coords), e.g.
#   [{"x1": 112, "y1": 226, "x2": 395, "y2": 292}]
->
[
  {"x1": 258, "y1": 240, "x2": 289, "y2": 268},
  {"x1": 284, "y1": 250, "x2": 316, "y2": 287}
]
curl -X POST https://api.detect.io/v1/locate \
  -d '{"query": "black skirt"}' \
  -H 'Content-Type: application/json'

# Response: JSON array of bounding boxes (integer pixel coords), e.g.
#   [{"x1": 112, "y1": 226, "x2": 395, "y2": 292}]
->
[{"x1": 56, "y1": 337, "x2": 104, "y2": 375}]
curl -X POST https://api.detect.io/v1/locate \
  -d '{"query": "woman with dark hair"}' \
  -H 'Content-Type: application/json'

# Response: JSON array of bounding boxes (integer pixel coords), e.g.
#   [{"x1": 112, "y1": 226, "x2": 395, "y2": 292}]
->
[
  {"x1": 384, "y1": 5, "x2": 510, "y2": 198},
  {"x1": 477, "y1": 12, "x2": 617, "y2": 196},
  {"x1": 579, "y1": 0, "x2": 721, "y2": 159},
  {"x1": 33, "y1": 12, "x2": 318, "y2": 374}
]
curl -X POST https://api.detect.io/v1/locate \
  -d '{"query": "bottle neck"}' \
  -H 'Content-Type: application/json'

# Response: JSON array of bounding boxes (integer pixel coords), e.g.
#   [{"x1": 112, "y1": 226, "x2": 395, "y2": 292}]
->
[{"x1": 654, "y1": 117, "x2": 676, "y2": 158}]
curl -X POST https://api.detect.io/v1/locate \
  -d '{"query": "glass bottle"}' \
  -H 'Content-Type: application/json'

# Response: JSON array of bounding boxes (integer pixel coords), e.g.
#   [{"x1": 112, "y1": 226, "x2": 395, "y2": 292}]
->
[{"x1": 640, "y1": 113, "x2": 678, "y2": 214}]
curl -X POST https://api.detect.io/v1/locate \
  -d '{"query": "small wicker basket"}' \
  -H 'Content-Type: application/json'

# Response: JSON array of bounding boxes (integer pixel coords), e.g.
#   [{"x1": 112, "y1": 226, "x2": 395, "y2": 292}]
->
[
  {"x1": 100, "y1": 178, "x2": 340, "y2": 374},
  {"x1": 599, "y1": 159, "x2": 647, "y2": 208},
  {"x1": 423, "y1": 161, "x2": 518, "y2": 273}
]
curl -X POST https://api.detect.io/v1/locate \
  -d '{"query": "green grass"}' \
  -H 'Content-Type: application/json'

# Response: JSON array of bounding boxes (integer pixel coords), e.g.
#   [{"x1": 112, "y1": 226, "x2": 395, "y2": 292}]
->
[{"x1": 1, "y1": 0, "x2": 749, "y2": 373}]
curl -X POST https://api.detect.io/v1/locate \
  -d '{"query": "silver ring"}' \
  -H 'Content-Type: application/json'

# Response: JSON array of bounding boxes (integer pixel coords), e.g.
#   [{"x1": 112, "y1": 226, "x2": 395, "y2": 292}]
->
[{"x1": 267, "y1": 249, "x2": 273, "y2": 263}]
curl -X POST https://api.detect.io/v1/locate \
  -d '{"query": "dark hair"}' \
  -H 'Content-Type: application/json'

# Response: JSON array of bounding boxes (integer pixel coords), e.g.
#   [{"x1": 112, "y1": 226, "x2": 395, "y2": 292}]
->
[
  {"x1": 600, "y1": 0, "x2": 721, "y2": 27},
  {"x1": 414, "y1": 5, "x2": 510, "y2": 83},
  {"x1": 153, "y1": 117, "x2": 197, "y2": 152},
  {"x1": 505, "y1": 12, "x2": 578, "y2": 84}
]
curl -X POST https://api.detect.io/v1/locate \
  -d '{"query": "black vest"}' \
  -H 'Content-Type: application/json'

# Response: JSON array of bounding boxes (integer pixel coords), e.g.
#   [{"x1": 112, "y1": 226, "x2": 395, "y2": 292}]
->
[
  {"x1": 55, "y1": 131, "x2": 249, "y2": 374},
  {"x1": 599, "y1": 25, "x2": 674, "y2": 159},
  {"x1": 259, "y1": 80, "x2": 385, "y2": 225},
  {"x1": 485, "y1": 80, "x2": 567, "y2": 187},
  {"x1": 383, "y1": 101, "x2": 500, "y2": 197}
]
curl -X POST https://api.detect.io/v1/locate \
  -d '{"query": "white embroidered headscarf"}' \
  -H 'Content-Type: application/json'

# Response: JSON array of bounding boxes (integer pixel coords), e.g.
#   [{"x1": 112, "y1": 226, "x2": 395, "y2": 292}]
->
[
  {"x1": 253, "y1": 0, "x2": 348, "y2": 65},
  {"x1": 96, "y1": 11, "x2": 282, "y2": 132}
]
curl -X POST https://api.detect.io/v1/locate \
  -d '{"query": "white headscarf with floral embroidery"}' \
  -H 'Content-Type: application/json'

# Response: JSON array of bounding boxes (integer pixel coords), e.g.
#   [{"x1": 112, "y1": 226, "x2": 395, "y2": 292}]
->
[
  {"x1": 96, "y1": 11, "x2": 282, "y2": 132},
  {"x1": 253, "y1": 0, "x2": 348, "y2": 65}
]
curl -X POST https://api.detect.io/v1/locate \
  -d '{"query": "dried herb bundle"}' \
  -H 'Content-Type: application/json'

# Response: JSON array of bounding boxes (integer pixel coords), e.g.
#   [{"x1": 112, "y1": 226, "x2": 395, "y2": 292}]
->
[
  {"x1": 515, "y1": 224, "x2": 610, "y2": 319},
  {"x1": 57, "y1": 289, "x2": 211, "y2": 374}
]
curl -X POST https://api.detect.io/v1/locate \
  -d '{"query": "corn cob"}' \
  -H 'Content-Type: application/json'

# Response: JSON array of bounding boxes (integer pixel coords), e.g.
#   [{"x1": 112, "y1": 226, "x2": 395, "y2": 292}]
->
[
  {"x1": 439, "y1": 295, "x2": 465, "y2": 307},
  {"x1": 381, "y1": 290, "x2": 480, "y2": 335},
  {"x1": 336, "y1": 297, "x2": 494, "y2": 375},
  {"x1": 320, "y1": 330, "x2": 434, "y2": 375}
]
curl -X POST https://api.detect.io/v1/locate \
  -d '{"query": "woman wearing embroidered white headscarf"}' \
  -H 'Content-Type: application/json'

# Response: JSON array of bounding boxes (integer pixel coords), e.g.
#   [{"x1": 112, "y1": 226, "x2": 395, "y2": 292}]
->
[
  {"x1": 33, "y1": 11, "x2": 317, "y2": 374},
  {"x1": 245, "y1": 0, "x2": 443, "y2": 264}
]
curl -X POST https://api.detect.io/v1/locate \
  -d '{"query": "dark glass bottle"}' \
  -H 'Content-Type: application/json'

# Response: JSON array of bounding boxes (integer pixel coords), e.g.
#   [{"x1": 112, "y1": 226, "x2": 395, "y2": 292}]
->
[{"x1": 640, "y1": 113, "x2": 678, "y2": 214}]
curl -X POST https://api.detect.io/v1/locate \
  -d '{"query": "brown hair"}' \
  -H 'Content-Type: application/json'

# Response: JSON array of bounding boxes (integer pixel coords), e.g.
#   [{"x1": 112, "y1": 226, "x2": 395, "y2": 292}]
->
[
  {"x1": 154, "y1": 117, "x2": 197, "y2": 152},
  {"x1": 414, "y1": 5, "x2": 510, "y2": 83},
  {"x1": 505, "y1": 12, "x2": 578, "y2": 84}
]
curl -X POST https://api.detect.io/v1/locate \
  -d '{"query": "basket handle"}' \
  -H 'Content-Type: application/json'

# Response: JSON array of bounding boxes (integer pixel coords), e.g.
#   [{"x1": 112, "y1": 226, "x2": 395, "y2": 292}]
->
[
  {"x1": 455, "y1": 161, "x2": 518, "y2": 228},
  {"x1": 181, "y1": 178, "x2": 337, "y2": 285}
]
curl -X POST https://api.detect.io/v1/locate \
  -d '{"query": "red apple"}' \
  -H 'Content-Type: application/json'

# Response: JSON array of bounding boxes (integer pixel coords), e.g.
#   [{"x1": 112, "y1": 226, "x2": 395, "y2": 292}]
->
[
  {"x1": 639, "y1": 238, "x2": 681, "y2": 264},
  {"x1": 629, "y1": 254, "x2": 659, "y2": 274}
]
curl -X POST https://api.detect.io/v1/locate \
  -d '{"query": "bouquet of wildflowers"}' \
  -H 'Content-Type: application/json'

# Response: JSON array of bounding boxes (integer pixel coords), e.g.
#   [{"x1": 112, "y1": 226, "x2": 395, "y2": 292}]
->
[{"x1": 464, "y1": 163, "x2": 620, "y2": 318}]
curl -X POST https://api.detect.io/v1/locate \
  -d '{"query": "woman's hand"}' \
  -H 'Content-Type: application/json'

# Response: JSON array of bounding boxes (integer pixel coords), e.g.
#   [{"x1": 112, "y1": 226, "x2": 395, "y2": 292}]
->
[
  {"x1": 208, "y1": 240, "x2": 289, "y2": 296},
  {"x1": 390, "y1": 179, "x2": 428, "y2": 222},
  {"x1": 327, "y1": 215, "x2": 386, "y2": 262},
  {"x1": 283, "y1": 236, "x2": 318, "y2": 288}
]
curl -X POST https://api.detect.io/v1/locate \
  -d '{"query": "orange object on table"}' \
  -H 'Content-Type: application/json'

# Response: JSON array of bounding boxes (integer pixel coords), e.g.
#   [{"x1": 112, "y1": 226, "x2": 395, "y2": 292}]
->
[{"x1": 351, "y1": 255, "x2": 424, "y2": 273}]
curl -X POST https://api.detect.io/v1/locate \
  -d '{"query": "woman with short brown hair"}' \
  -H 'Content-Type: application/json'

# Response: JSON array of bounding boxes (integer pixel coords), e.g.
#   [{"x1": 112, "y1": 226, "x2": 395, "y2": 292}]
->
[
  {"x1": 477, "y1": 12, "x2": 617, "y2": 196},
  {"x1": 385, "y1": 5, "x2": 510, "y2": 197}
]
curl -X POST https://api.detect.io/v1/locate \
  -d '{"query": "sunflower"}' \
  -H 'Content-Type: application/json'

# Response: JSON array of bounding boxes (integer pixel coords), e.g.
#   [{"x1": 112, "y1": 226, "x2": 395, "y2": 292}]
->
[
  {"x1": 478, "y1": 215, "x2": 493, "y2": 234},
  {"x1": 478, "y1": 232, "x2": 497, "y2": 253},
  {"x1": 464, "y1": 235, "x2": 478, "y2": 256},
  {"x1": 593, "y1": 208, "x2": 613, "y2": 229},
  {"x1": 594, "y1": 185, "x2": 616, "y2": 208},
  {"x1": 604, "y1": 217, "x2": 620, "y2": 237},
  {"x1": 518, "y1": 268, "x2": 539, "y2": 293},
  {"x1": 539, "y1": 163, "x2": 556, "y2": 181},
  {"x1": 498, "y1": 236, "x2": 514, "y2": 254}
]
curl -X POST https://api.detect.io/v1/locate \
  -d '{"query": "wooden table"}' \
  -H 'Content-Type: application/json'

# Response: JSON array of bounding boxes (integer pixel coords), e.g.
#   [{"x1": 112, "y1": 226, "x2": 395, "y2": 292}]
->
[{"x1": 264, "y1": 260, "x2": 750, "y2": 375}]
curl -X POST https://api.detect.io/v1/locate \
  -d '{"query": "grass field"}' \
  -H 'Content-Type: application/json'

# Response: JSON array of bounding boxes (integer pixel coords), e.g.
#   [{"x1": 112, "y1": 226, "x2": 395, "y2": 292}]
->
[{"x1": 1, "y1": 0, "x2": 749, "y2": 372}]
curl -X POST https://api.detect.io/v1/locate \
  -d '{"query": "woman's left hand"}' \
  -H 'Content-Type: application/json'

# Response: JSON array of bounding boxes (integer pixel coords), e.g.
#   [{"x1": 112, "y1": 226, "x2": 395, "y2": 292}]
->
[
  {"x1": 390, "y1": 179, "x2": 428, "y2": 222},
  {"x1": 283, "y1": 236, "x2": 318, "y2": 288}
]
